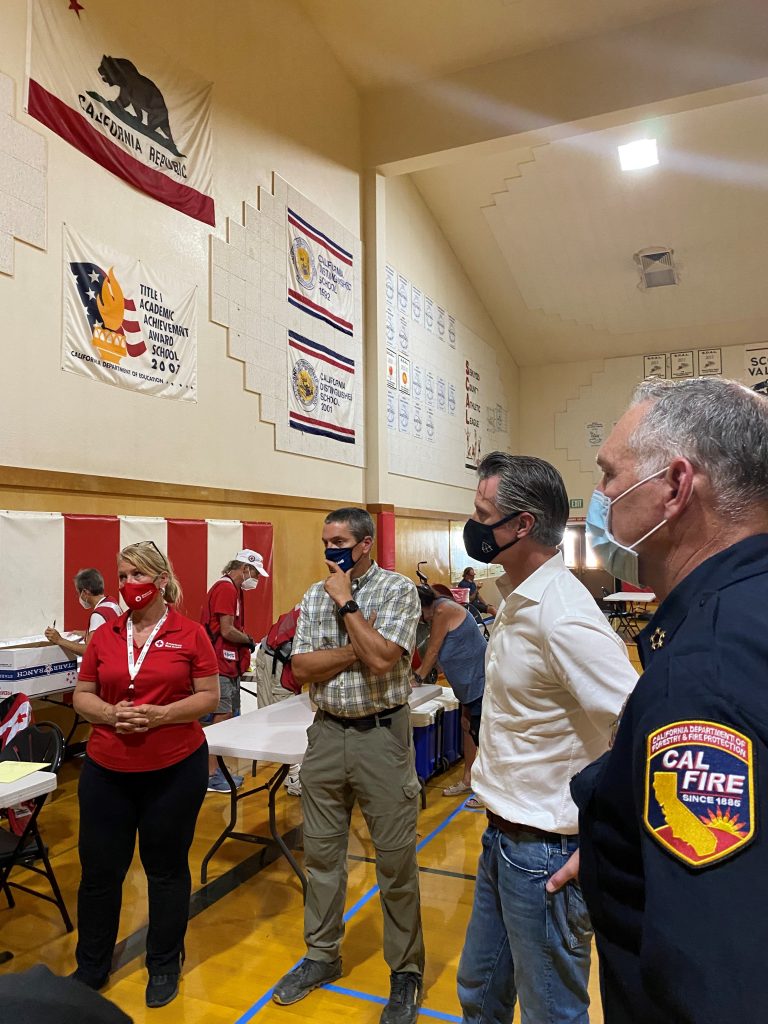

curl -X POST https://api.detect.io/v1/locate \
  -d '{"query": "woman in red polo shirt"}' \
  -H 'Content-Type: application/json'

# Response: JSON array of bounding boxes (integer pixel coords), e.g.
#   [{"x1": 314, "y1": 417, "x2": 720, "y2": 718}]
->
[{"x1": 71, "y1": 542, "x2": 219, "y2": 1009}]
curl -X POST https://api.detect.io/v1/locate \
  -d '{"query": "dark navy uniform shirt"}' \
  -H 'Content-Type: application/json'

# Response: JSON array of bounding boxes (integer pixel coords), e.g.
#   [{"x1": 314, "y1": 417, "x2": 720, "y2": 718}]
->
[{"x1": 572, "y1": 534, "x2": 768, "y2": 1024}]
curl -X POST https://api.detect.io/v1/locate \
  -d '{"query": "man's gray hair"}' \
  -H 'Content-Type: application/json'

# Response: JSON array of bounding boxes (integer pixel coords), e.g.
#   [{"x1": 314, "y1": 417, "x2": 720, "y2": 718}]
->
[
  {"x1": 477, "y1": 452, "x2": 569, "y2": 547},
  {"x1": 629, "y1": 376, "x2": 768, "y2": 518},
  {"x1": 73, "y1": 568, "x2": 105, "y2": 596},
  {"x1": 324, "y1": 507, "x2": 375, "y2": 543}
]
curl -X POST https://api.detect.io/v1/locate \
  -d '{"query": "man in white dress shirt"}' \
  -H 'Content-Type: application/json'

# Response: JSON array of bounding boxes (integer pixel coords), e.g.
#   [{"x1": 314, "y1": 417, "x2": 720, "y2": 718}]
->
[{"x1": 457, "y1": 453, "x2": 638, "y2": 1024}]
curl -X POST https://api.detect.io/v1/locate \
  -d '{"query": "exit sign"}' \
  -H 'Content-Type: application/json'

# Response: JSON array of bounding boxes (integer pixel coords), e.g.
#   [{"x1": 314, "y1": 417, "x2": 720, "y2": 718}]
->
[{"x1": 569, "y1": 498, "x2": 584, "y2": 509}]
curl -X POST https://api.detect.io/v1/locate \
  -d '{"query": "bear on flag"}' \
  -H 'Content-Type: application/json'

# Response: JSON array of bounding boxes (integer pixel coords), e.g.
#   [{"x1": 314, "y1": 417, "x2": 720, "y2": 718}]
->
[{"x1": 27, "y1": 0, "x2": 214, "y2": 224}]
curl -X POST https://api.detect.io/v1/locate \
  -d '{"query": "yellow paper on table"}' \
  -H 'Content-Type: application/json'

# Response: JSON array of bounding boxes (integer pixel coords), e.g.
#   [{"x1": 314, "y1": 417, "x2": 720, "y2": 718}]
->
[{"x1": 0, "y1": 762, "x2": 51, "y2": 783}]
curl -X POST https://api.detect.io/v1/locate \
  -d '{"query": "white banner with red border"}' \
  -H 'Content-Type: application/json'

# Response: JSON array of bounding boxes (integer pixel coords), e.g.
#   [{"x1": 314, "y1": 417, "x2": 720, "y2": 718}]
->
[
  {"x1": 287, "y1": 208, "x2": 354, "y2": 337},
  {"x1": 27, "y1": 0, "x2": 214, "y2": 224},
  {"x1": 287, "y1": 330, "x2": 356, "y2": 446}
]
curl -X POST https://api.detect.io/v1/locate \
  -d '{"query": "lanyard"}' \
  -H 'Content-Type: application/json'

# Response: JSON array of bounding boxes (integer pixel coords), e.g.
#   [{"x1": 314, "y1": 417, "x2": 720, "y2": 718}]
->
[{"x1": 126, "y1": 609, "x2": 168, "y2": 684}]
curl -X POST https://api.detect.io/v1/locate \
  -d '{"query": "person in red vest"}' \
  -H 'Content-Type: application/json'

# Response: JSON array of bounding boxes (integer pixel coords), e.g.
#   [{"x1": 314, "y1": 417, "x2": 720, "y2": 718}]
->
[
  {"x1": 201, "y1": 549, "x2": 269, "y2": 792},
  {"x1": 45, "y1": 568, "x2": 122, "y2": 658}
]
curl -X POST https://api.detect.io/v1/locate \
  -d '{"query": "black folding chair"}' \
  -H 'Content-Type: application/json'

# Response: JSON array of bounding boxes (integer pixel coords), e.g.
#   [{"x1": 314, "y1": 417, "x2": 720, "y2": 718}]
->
[
  {"x1": 601, "y1": 587, "x2": 637, "y2": 640},
  {"x1": 0, "y1": 722, "x2": 73, "y2": 933}
]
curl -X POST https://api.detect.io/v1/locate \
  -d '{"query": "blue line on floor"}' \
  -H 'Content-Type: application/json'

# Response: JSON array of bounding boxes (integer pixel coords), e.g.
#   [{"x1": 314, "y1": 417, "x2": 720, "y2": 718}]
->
[
  {"x1": 324, "y1": 983, "x2": 387, "y2": 1005},
  {"x1": 234, "y1": 796, "x2": 470, "y2": 1022},
  {"x1": 416, "y1": 798, "x2": 472, "y2": 851},
  {"x1": 324, "y1": 983, "x2": 462, "y2": 1021},
  {"x1": 233, "y1": 987, "x2": 279, "y2": 1024}
]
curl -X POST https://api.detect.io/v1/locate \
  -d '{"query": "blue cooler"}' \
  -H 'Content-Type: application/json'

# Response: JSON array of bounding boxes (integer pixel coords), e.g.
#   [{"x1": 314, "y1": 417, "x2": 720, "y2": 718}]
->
[
  {"x1": 436, "y1": 687, "x2": 463, "y2": 765},
  {"x1": 411, "y1": 700, "x2": 442, "y2": 781}
]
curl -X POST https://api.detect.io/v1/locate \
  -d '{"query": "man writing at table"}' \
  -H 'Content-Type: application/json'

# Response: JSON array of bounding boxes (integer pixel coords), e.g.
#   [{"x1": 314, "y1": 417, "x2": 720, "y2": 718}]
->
[
  {"x1": 45, "y1": 568, "x2": 121, "y2": 658},
  {"x1": 273, "y1": 507, "x2": 424, "y2": 1024}
]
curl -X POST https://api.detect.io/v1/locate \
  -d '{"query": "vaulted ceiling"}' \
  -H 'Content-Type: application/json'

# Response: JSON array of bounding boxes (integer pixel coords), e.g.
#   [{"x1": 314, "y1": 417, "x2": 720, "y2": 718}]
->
[
  {"x1": 299, "y1": 0, "x2": 768, "y2": 367},
  {"x1": 297, "y1": 0, "x2": 717, "y2": 93}
]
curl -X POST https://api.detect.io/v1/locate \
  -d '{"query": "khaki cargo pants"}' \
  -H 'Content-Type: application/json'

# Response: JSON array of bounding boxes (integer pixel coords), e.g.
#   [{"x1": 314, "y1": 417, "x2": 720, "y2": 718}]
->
[{"x1": 301, "y1": 703, "x2": 425, "y2": 974}]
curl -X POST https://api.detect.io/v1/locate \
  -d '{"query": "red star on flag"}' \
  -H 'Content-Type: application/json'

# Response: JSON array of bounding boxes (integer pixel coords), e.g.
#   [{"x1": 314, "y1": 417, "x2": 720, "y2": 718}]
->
[{"x1": 68, "y1": 0, "x2": 84, "y2": 16}]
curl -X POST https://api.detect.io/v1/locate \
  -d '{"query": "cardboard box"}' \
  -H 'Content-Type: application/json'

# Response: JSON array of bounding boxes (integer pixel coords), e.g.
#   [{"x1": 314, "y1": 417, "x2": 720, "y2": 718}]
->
[{"x1": 0, "y1": 638, "x2": 78, "y2": 698}]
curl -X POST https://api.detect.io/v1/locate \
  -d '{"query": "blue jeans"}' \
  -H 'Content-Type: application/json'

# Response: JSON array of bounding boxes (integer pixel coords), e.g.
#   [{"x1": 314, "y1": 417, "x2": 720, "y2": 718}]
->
[{"x1": 458, "y1": 825, "x2": 593, "y2": 1024}]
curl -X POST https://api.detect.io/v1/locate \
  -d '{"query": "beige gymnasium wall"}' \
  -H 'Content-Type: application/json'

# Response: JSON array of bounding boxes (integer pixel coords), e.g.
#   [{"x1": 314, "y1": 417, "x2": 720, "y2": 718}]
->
[
  {"x1": 0, "y1": 0, "x2": 363, "y2": 502},
  {"x1": 382, "y1": 174, "x2": 520, "y2": 514},
  {"x1": 519, "y1": 341, "x2": 757, "y2": 510}
]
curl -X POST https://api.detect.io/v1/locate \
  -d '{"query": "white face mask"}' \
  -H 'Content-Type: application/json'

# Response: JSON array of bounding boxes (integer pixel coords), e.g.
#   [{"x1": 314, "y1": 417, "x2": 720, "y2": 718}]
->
[
  {"x1": 241, "y1": 576, "x2": 259, "y2": 591},
  {"x1": 78, "y1": 594, "x2": 90, "y2": 610},
  {"x1": 586, "y1": 468, "x2": 668, "y2": 586}
]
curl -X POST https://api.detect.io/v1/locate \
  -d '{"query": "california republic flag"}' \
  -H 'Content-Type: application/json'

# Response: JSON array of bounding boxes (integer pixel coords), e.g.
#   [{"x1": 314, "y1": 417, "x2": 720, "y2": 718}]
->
[{"x1": 26, "y1": 0, "x2": 214, "y2": 225}]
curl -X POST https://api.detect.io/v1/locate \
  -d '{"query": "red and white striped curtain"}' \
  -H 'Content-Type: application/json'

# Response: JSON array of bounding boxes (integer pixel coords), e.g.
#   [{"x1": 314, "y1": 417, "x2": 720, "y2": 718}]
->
[{"x1": 0, "y1": 511, "x2": 273, "y2": 641}]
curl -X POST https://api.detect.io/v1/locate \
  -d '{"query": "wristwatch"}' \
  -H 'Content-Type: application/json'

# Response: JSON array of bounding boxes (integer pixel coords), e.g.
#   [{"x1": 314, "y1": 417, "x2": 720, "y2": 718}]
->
[{"x1": 338, "y1": 599, "x2": 360, "y2": 618}]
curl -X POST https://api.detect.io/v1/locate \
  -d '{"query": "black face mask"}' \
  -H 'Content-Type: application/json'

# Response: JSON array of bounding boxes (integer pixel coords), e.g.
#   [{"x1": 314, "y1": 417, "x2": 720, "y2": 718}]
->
[{"x1": 463, "y1": 512, "x2": 522, "y2": 563}]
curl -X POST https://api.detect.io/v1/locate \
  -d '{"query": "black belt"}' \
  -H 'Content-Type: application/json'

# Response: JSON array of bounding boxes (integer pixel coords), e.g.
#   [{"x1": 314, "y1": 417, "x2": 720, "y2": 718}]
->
[
  {"x1": 487, "y1": 811, "x2": 568, "y2": 843},
  {"x1": 319, "y1": 704, "x2": 405, "y2": 731}
]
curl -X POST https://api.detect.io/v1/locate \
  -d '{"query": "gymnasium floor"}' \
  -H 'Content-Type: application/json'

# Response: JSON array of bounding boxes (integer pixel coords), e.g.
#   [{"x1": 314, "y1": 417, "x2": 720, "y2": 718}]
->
[
  {"x1": 0, "y1": 759, "x2": 607, "y2": 1023},
  {"x1": 0, "y1": 641, "x2": 646, "y2": 1023}
]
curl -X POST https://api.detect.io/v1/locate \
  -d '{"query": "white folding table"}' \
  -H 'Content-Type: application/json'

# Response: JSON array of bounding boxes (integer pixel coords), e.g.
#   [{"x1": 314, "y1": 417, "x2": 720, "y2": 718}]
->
[
  {"x1": 201, "y1": 684, "x2": 442, "y2": 891},
  {"x1": 602, "y1": 592, "x2": 656, "y2": 639},
  {"x1": 0, "y1": 770, "x2": 58, "y2": 806},
  {"x1": 0, "y1": 770, "x2": 58, "y2": 964}
]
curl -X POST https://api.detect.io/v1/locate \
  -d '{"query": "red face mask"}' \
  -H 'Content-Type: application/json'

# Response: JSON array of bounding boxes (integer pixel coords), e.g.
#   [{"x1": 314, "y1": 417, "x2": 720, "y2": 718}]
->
[{"x1": 120, "y1": 581, "x2": 159, "y2": 610}]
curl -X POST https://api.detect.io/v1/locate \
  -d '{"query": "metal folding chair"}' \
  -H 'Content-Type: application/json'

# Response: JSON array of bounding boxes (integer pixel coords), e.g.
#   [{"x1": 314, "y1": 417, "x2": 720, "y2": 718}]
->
[
  {"x1": 602, "y1": 588, "x2": 637, "y2": 640},
  {"x1": 0, "y1": 722, "x2": 73, "y2": 933}
]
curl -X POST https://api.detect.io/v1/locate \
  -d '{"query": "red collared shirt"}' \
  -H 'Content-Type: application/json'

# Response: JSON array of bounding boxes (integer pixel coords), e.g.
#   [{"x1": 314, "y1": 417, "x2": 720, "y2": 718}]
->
[{"x1": 78, "y1": 607, "x2": 218, "y2": 772}]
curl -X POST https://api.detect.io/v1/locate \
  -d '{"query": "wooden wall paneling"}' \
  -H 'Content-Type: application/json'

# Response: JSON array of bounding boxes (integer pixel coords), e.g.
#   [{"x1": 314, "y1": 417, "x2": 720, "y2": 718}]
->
[{"x1": 395, "y1": 516, "x2": 452, "y2": 587}]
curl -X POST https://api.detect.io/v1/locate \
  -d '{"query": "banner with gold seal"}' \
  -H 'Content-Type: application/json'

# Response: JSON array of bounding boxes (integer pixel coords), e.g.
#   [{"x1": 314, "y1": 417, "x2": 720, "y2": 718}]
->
[{"x1": 62, "y1": 226, "x2": 197, "y2": 401}]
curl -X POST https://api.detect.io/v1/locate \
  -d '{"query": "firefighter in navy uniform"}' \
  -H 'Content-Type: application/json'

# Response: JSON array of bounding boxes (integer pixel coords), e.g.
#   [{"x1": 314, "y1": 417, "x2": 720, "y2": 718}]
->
[{"x1": 568, "y1": 376, "x2": 768, "y2": 1024}]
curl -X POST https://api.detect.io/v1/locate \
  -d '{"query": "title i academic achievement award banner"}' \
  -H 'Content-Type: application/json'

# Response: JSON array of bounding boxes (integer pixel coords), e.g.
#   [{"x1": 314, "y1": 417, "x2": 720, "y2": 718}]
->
[
  {"x1": 27, "y1": 0, "x2": 214, "y2": 224},
  {"x1": 63, "y1": 226, "x2": 197, "y2": 401}
]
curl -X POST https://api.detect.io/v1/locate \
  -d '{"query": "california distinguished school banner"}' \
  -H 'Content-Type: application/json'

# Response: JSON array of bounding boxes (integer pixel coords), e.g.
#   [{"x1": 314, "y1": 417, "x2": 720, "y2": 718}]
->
[
  {"x1": 288, "y1": 331, "x2": 356, "y2": 445},
  {"x1": 287, "y1": 208, "x2": 354, "y2": 337},
  {"x1": 63, "y1": 226, "x2": 197, "y2": 401},
  {"x1": 27, "y1": 0, "x2": 214, "y2": 225}
]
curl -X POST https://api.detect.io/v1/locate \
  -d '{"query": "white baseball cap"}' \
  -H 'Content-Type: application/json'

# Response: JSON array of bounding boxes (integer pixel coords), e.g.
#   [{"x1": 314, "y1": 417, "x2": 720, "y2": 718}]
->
[{"x1": 234, "y1": 549, "x2": 269, "y2": 577}]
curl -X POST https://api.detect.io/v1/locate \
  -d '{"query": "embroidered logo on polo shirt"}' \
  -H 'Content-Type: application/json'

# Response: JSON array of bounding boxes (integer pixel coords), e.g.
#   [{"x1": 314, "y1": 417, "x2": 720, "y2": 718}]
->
[
  {"x1": 162, "y1": 642, "x2": 183, "y2": 649},
  {"x1": 644, "y1": 720, "x2": 755, "y2": 868},
  {"x1": 154, "y1": 640, "x2": 164, "y2": 648}
]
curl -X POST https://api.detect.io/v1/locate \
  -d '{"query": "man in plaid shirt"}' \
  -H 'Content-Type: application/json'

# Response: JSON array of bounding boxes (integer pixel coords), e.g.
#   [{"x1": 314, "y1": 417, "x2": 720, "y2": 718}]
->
[{"x1": 273, "y1": 507, "x2": 424, "y2": 1024}]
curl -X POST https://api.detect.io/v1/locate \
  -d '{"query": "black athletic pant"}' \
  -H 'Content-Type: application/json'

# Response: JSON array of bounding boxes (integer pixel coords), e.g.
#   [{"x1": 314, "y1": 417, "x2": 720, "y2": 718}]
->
[{"x1": 75, "y1": 742, "x2": 208, "y2": 983}]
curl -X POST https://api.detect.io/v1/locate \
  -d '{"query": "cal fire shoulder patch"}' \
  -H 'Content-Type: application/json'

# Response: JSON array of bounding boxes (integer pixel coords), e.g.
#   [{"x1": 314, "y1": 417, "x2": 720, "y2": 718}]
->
[{"x1": 644, "y1": 720, "x2": 755, "y2": 868}]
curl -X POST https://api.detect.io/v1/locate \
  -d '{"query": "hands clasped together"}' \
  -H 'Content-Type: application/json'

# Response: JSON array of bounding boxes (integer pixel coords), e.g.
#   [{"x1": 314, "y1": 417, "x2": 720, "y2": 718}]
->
[{"x1": 111, "y1": 700, "x2": 167, "y2": 734}]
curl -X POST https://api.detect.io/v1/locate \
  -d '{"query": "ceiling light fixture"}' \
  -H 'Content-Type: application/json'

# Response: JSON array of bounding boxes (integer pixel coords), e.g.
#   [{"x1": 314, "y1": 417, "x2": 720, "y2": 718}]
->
[{"x1": 618, "y1": 138, "x2": 658, "y2": 171}]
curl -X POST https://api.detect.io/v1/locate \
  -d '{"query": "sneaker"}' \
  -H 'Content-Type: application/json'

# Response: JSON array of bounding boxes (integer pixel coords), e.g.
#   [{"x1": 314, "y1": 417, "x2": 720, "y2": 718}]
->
[
  {"x1": 146, "y1": 973, "x2": 180, "y2": 1008},
  {"x1": 207, "y1": 770, "x2": 230, "y2": 793},
  {"x1": 67, "y1": 969, "x2": 109, "y2": 991},
  {"x1": 207, "y1": 768, "x2": 243, "y2": 792},
  {"x1": 272, "y1": 957, "x2": 342, "y2": 1005},
  {"x1": 380, "y1": 972, "x2": 423, "y2": 1024},
  {"x1": 285, "y1": 772, "x2": 302, "y2": 797}
]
